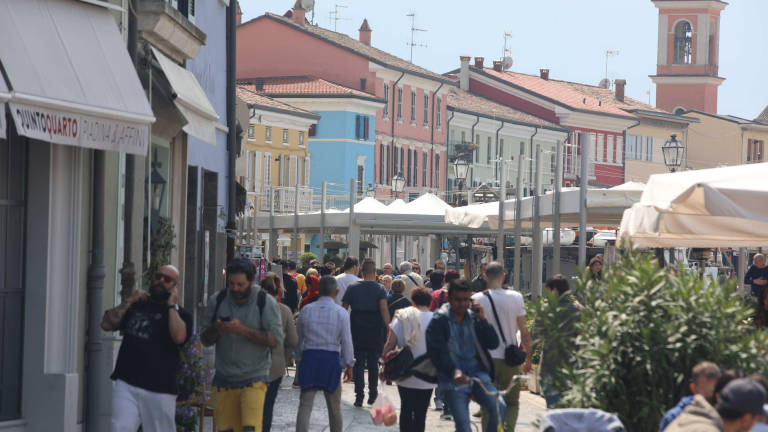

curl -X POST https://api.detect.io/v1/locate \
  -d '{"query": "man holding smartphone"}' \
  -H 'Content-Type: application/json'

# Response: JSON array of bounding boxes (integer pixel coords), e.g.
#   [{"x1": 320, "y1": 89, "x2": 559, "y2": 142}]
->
[
  {"x1": 102, "y1": 265, "x2": 193, "y2": 432},
  {"x1": 426, "y1": 278, "x2": 506, "y2": 432},
  {"x1": 202, "y1": 258, "x2": 284, "y2": 432}
]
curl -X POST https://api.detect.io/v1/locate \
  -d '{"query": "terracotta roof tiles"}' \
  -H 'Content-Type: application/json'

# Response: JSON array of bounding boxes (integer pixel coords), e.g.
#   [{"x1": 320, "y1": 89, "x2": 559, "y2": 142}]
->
[
  {"x1": 236, "y1": 86, "x2": 319, "y2": 119},
  {"x1": 238, "y1": 76, "x2": 382, "y2": 101},
  {"x1": 446, "y1": 87, "x2": 565, "y2": 131},
  {"x1": 756, "y1": 105, "x2": 768, "y2": 125}
]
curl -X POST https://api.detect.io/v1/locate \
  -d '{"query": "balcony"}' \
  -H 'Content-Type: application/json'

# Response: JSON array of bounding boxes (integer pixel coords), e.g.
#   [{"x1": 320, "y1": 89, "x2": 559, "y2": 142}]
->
[
  {"x1": 136, "y1": 0, "x2": 206, "y2": 63},
  {"x1": 448, "y1": 140, "x2": 477, "y2": 161},
  {"x1": 258, "y1": 186, "x2": 313, "y2": 214}
]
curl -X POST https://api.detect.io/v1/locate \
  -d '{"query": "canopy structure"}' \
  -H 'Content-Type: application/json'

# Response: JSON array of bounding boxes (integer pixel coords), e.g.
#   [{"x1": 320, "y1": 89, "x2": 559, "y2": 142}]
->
[
  {"x1": 619, "y1": 163, "x2": 768, "y2": 248},
  {"x1": 0, "y1": 76, "x2": 8, "y2": 139},
  {"x1": 0, "y1": 0, "x2": 155, "y2": 154},
  {"x1": 445, "y1": 183, "x2": 644, "y2": 229}
]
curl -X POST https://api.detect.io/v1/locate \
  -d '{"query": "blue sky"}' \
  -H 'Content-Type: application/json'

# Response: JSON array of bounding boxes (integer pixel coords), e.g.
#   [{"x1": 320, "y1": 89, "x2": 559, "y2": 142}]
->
[{"x1": 240, "y1": 0, "x2": 767, "y2": 119}]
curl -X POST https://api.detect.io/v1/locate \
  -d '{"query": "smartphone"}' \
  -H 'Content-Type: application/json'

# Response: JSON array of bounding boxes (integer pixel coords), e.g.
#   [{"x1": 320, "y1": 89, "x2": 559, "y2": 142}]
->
[
  {"x1": 220, "y1": 316, "x2": 231, "y2": 322},
  {"x1": 469, "y1": 299, "x2": 481, "y2": 314}
]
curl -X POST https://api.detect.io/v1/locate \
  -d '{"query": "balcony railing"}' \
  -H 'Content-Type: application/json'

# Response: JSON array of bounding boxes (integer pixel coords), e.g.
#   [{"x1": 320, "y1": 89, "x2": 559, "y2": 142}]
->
[
  {"x1": 257, "y1": 186, "x2": 313, "y2": 214},
  {"x1": 448, "y1": 140, "x2": 477, "y2": 161}
]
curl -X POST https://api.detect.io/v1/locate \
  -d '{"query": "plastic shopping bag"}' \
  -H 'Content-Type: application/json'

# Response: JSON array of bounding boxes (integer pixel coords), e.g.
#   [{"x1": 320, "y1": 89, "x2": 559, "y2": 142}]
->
[{"x1": 369, "y1": 393, "x2": 397, "y2": 427}]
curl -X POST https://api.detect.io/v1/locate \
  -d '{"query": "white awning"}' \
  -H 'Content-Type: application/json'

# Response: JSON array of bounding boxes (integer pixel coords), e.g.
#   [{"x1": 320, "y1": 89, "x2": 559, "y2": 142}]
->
[
  {"x1": 151, "y1": 47, "x2": 220, "y2": 146},
  {"x1": 0, "y1": 0, "x2": 155, "y2": 155}
]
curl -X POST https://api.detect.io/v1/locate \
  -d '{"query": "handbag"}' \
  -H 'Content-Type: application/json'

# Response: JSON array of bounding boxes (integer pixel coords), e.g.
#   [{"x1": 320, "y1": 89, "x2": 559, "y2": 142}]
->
[
  {"x1": 380, "y1": 345, "x2": 414, "y2": 381},
  {"x1": 483, "y1": 290, "x2": 527, "y2": 367}
]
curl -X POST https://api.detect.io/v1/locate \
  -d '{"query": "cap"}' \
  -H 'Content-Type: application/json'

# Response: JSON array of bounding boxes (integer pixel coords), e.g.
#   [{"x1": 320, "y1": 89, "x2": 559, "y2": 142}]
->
[{"x1": 717, "y1": 378, "x2": 768, "y2": 416}]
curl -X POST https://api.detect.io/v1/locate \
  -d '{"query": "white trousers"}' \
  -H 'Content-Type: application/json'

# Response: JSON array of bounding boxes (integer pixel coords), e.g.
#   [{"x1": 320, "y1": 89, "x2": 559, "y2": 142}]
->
[{"x1": 111, "y1": 379, "x2": 177, "y2": 432}]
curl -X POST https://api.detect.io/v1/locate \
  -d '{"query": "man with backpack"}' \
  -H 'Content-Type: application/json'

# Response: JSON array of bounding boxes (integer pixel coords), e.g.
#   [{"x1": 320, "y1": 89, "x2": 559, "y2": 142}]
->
[{"x1": 201, "y1": 258, "x2": 284, "y2": 432}]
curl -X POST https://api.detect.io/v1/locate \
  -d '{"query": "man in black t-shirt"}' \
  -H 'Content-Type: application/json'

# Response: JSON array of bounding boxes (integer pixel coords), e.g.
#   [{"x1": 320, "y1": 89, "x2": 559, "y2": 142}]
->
[
  {"x1": 282, "y1": 261, "x2": 300, "y2": 313},
  {"x1": 101, "y1": 265, "x2": 192, "y2": 432},
  {"x1": 342, "y1": 258, "x2": 390, "y2": 407}
]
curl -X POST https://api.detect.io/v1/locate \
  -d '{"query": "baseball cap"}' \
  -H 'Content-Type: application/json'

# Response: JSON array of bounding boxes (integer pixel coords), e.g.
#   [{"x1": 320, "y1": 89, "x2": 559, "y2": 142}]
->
[{"x1": 717, "y1": 378, "x2": 768, "y2": 416}]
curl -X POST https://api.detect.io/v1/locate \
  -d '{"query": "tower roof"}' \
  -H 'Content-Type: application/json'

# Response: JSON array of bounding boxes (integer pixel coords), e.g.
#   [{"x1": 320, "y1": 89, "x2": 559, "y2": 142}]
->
[{"x1": 359, "y1": 18, "x2": 371, "y2": 32}]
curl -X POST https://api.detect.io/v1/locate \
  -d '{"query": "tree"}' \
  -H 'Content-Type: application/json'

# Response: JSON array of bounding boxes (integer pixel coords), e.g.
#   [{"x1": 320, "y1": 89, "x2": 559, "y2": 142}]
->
[
  {"x1": 299, "y1": 252, "x2": 318, "y2": 269},
  {"x1": 532, "y1": 249, "x2": 768, "y2": 431}
]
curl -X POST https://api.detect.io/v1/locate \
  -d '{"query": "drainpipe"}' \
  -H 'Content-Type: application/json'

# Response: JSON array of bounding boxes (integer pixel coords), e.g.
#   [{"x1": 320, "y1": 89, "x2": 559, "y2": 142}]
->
[
  {"x1": 390, "y1": 72, "x2": 405, "y2": 185},
  {"x1": 528, "y1": 127, "x2": 540, "y2": 195},
  {"x1": 86, "y1": 150, "x2": 106, "y2": 432},
  {"x1": 445, "y1": 110, "x2": 455, "y2": 194},
  {"x1": 623, "y1": 120, "x2": 641, "y2": 183},
  {"x1": 495, "y1": 120, "x2": 504, "y2": 181},
  {"x1": 430, "y1": 82, "x2": 445, "y2": 191},
  {"x1": 226, "y1": 0, "x2": 237, "y2": 261}
]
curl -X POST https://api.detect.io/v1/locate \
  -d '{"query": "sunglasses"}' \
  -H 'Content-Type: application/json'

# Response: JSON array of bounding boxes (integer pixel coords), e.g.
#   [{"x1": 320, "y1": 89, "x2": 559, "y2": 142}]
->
[{"x1": 154, "y1": 273, "x2": 176, "y2": 284}]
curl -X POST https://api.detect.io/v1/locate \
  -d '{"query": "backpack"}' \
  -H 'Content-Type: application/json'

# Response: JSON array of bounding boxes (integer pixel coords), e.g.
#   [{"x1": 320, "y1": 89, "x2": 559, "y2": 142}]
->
[{"x1": 210, "y1": 288, "x2": 267, "y2": 330}]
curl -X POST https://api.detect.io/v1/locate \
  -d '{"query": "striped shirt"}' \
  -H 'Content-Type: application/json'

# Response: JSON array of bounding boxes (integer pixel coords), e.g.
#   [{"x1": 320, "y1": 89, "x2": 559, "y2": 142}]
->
[{"x1": 295, "y1": 296, "x2": 355, "y2": 367}]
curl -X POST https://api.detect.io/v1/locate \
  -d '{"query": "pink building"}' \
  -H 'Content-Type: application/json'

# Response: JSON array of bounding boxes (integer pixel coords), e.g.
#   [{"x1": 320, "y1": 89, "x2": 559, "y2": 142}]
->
[{"x1": 236, "y1": 4, "x2": 454, "y2": 197}]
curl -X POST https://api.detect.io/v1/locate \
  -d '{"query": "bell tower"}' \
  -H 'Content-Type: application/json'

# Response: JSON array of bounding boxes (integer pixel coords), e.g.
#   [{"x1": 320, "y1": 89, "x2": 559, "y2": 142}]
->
[{"x1": 650, "y1": 0, "x2": 727, "y2": 114}]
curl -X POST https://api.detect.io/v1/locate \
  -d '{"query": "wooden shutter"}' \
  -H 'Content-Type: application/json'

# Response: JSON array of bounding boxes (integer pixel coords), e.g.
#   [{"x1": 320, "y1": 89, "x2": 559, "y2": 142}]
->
[{"x1": 364, "y1": 117, "x2": 370, "y2": 140}]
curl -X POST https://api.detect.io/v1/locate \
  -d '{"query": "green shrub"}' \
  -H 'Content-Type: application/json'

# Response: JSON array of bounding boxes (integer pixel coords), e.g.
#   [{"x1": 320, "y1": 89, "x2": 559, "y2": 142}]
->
[
  {"x1": 299, "y1": 252, "x2": 318, "y2": 269},
  {"x1": 532, "y1": 249, "x2": 768, "y2": 432}
]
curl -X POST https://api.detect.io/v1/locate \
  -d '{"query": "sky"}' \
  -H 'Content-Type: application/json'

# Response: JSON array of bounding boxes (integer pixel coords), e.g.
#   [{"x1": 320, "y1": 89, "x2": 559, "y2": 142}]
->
[{"x1": 239, "y1": 0, "x2": 768, "y2": 120}]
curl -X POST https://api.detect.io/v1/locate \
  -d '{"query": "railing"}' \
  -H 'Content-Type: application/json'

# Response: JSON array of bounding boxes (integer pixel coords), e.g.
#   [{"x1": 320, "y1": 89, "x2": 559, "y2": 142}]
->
[
  {"x1": 448, "y1": 140, "x2": 477, "y2": 161},
  {"x1": 257, "y1": 186, "x2": 313, "y2": 214}
]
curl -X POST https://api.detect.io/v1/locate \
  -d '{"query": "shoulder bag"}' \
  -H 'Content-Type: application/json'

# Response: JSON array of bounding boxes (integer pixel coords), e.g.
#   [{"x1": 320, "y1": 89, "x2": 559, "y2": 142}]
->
[{"x1": 483, "y1": 290, "x2": 526, "y2": 367}]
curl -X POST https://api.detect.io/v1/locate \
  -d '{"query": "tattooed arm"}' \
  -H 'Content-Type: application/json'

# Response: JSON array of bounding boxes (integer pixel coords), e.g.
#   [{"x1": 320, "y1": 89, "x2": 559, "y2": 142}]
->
[{"x1": 101, "y1": 289, "x2": 148, "y2": 331}]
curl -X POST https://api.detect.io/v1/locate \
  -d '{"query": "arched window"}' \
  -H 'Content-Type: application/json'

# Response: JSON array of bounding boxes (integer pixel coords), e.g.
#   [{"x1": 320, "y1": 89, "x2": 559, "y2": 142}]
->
[{"x1": 674, "y1": 21, "x2": 693, "y2": 64}]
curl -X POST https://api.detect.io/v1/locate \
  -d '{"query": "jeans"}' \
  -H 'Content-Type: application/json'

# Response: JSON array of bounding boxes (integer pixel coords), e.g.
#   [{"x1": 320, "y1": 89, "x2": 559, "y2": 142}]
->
[
  {"x1": 111, "y1": 379, "x2": 176, "y2": 432},
  {"x1": 444, "y1": 379, "x2": 506, "y2": 432},
  {"x1": 397, "y1": 386, "x2": 433, "y2": 432},
  {"x1": 213, "y1": 381, "x2": 267, "y2": 432},
  {"x1": 262, "y1": 377, "x2": 282, "y2": 432},
  {"x1": 353, "y1": 348, "x2": 380, "y2": 401},
  {"x1": 481, "y1": 360, "x2": 521, "y2": 432},
  {"x1": 540, "y1": 376, "x2": 562, "y2": 408},
  {"x1": 296, "y1": 384, "x2": 343, "y2": 432}
]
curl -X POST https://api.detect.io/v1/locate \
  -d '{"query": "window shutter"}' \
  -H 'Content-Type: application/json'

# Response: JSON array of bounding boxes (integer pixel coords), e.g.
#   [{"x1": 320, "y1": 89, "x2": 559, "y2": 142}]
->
[
  {"x1": 188, "y1": 0, "x2": 195, "y2": 23},
  {"x1": 304, "y1": 156, "x2": 311, "y2": 185},
  {"x1": 355, "y1": 115, "x2": 361, "y2": 140},
  {"x1": 254, "y1": 151, "x2": 262, "y2": 192},
  {"x1": 364, "y1": 117, "x2": 370, "y2": 140},
  {"x1": 279, "y1": 155, "x2": 286, "y2": 186},
  {"x1": 264, "y1": 152, "x2": 272, "y2": 187},
  {"x1": 309, "y1": 124, "x2": 317, "y2": 137}
]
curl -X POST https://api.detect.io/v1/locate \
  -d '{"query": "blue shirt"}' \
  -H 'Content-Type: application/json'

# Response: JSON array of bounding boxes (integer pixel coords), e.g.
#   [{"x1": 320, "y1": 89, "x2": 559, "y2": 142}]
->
[
  {"x1": 438, "y1": 311, "x2": 491, "y2": 390},
  {"x1": 296, "y1": 296, "x2": 355, "y2": 367},
  {"x1": 659, "y1": 395, "x2": 693, "y2": 432}
]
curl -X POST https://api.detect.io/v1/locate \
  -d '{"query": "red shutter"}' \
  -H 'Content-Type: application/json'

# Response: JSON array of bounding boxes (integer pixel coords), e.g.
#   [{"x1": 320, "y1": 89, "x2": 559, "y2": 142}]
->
[{"x1": 309, "y1": 124, "x2": 317, "y2": 137}]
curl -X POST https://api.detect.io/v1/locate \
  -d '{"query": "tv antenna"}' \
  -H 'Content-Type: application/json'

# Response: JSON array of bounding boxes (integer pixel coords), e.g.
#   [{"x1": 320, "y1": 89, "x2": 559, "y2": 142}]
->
[
  {"x1": 329, "y1": 4, "x2": 348, "y2": 32},
  {"x1": 406, "y1": 13, "x2": 427, "y2": 62},
  {"x1": 604, "y1": 49, "x2": 619, "y2": 85},
  {"x1": 300, "y1": 0, "x2": 315, "y2": 24},
  {"x1": 502, "y1": 31, "x2": 514, "y2": 70}
]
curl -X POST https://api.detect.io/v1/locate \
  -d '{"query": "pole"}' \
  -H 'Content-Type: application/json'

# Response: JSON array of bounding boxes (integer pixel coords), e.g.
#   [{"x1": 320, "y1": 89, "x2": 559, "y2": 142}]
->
[
  {"x1": 347, "y1": 178, "x2": 360, "y2": 258},
  {"x1": 320, "y1": 181, "x2": 326, "y2": 264},
  {"x1": 578, "y1": 132, "x2": 589, "y2": 268},
  {"x1": 293, "y1": 181, "x2": 300, "y2": 261},
  {"x1": 513, "y1": 144, "x2": 524, "y2": 291},
  {"x1": 225, "y1": 0, "x2": 237, "y2": 261},
  {"x1": 497, "y1": 159, "x2": 506, "y2": 265},
  {"x1": 738, "y1": 248, "x2": 747, "y2": 294},
  {"x1": 553, "y1": 139, "x2": 563, "y2": 276},
  {"x1": 532, "y1": 144, "x2": 543, "y2": 300},
  {"x1": 268, "y1": 186, "x2": 276, "y2": 260},
  {"x1": 86, "y1": 150, "x2": 106, "y2": 432}
]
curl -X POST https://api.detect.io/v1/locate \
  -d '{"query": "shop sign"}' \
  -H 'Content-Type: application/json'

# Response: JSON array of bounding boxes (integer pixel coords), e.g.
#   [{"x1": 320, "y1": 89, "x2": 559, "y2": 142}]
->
[{"x1": 9, "y1": 102, "x2": 149, "y2": 155}]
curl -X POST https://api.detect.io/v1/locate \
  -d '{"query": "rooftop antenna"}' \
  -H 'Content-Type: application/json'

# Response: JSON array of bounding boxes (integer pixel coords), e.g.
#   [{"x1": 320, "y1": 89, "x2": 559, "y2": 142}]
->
[
  {"x1": 406, "y1": 13, "x2": 427, "y2": 62},
  {"x1": 502, "y1": 31, "x2": 514, "y2": 70},
  {"x1": 604, "y1": 49, "x2": 619, "y2": 87},
  {"x1": 329, "y1": 4, "x2": 348, "y2": 32},
  {"x1": 300, "y1": 0, "x2": 316, "y2": 24}
]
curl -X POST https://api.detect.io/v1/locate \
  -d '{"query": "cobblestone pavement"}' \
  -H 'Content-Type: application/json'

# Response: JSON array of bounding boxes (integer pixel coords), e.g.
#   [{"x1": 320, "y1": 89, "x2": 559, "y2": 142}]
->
[{"x1": 204, "y1": 374, "x2": 547, "y2": 431}]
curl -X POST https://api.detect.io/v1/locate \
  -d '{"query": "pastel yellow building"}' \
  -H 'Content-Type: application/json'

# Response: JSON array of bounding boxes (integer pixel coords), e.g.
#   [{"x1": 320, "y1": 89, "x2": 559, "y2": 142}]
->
[
  {"x1": 682, "y1": 110, "x2": 768, "y2": 170},
  {"x1": 236, "y1": 87, "x2": 319, "y2": 258},
  {"x1": 623, "y1": 111, "x2": 697, "y2": 182}
]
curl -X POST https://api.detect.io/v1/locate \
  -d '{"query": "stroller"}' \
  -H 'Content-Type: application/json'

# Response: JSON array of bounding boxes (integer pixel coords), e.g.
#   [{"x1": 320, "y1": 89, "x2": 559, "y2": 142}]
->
[{"x1": 539, "y1": 409, "x2": 625, "y2": 432}]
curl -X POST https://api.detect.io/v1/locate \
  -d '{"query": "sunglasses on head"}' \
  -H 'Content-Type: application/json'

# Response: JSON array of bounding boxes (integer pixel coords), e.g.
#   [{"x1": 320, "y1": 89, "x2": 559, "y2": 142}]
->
[{"x1": 154, "y1": 273, "x2": 176, "y2": 284}]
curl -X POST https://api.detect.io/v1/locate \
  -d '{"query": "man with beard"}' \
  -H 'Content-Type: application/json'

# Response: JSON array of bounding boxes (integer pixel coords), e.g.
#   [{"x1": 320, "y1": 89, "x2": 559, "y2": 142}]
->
[
  {"x1": 102, "y1": 265, "x2": 193, "y2": 432},
  {"x1": 202, "y1": 258, "x2": 284, "y2": 432}
]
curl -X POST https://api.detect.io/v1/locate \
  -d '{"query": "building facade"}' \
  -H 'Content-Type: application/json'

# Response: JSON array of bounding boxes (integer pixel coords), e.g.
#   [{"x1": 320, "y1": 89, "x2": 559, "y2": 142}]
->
[
  {"x1": 682, "y1": 110, "x2": 768, "y2": 170},
  {"x1": 235, "y1": 5, "x2": 453, "y2": 199},
  {"x1": 651, "y1": 0, "x2": 727, "y2": 114}
]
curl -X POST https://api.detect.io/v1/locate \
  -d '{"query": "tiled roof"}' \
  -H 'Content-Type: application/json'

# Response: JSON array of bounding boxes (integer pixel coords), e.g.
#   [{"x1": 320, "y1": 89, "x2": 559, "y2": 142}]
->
[
  {"x1": 478, "y1": 68, "x2": 636, "y2": 118},
  {"x1": 236, "y1": 86, "x2": 319, "y2": 119},
  {"x1": 238, "y1": 76, "x2": 384, "y2": 102},
  {"x1": 756, "y1": 105, "x2": 768, "y2": 124},
  {"x1": 555, "y1": 80, "x2": 665, "y2": 114},
  {"x1": 446, "y1": 87, "x2": 565, "y2": 131},
  {"x1": 241, "y1": 13, "x2": 454, "y2": 84}
]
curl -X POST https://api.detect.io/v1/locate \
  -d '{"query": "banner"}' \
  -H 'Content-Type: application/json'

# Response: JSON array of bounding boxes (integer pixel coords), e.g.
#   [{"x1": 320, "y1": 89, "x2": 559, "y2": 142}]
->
[{"x1": 9, "y1": 102, "x2": 149, "y2": 155}]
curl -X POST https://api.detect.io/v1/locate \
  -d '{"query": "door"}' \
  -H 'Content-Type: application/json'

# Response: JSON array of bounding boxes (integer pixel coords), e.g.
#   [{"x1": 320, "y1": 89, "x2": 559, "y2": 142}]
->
[{"x1": 0, "y1": 118, "x2": 26, "y2": 421}]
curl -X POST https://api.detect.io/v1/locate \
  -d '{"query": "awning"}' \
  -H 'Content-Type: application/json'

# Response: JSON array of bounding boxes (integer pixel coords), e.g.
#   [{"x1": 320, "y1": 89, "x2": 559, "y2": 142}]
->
[
  {"x1": 0, "y1": 0, "x2": 155, "y2": 155},
  {"x1": 151, "y1": 47, "x2": 219, "y2": 146},
  {"x1": 0, "y1": 77, "x2": 8, "y2": 139}
]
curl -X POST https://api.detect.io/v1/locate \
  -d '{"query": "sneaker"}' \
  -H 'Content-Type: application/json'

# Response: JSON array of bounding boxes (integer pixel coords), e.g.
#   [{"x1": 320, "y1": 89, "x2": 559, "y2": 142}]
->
[
  {"x1": 353, "y1": 398, "x2": 363, "y2": 408},
  {"x1": 367, "y1": 394, "x2": 378, "y2": 405},
  {"x1": 440, "y1": 411, "x2": 453, "y2": 421},
  {"x1": 434, "y1": 398, "x2": 444, "y2": 411}
]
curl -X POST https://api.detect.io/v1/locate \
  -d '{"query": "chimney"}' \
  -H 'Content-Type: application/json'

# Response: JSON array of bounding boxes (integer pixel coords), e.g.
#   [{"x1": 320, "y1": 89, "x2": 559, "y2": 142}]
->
[
  {"x1": 359, "y1": 19, "x2": 372, "y2": 46},
  {"x1": 474, "y1": 57, "x2": 484, "y2": 68},
  {"x1": 291, "y1": 0, "x2": 305, "y2": 25},
  {"x1": 235, "y1": 1, "x2": 242, "y2": 25},
  {"x1": 539, "y1": 69, "x2": 550, "y2": 80},
  {"x1": 459, "y1": 55, "x2": 471, "y2": 90},
  {"x1": 492, "y1": 61, "x2": 503, "y2": 72},
  {"x1": 254, "y1": 78, "x2": 265, "y2": 91},
  {"x1": 615, "y1": 79, "x2": 626, "y2": 102}
]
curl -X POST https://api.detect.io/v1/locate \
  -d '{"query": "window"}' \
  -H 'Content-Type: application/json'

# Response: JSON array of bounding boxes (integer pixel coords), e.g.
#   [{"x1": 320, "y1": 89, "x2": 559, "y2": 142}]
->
[
  {"x1": 245, "y1": 151, "x2": 252, "y2": 190},
  {"x1": 674, "y1": 21, "x2": 693, "y2": 64},
  {"x1": 597, "y1": 134, "x2": 605, "y2": 162},
  {"x1": 247, "y1": 125, "x2": 254, "y2": 139},
  {"x1": 646, "y1": 136, "x2": 653, "y2": 161},
  {"x1": 356, "y1": 115, "x2": 370, "y2": 140},
  {"x1": 254, "y1": 151, "x2": 262, "y2": 192},
  {"x1": 422, "y1": 151, "x2": 427, "y2": 186},
  {"x1": 304, "y1": 156, "x2": 311, "y2": 185},
  {"x1": 434, "y1": 153, "x2": 440, "y2": 188},
  {"x1": 487, "y1": 136, "x2": 492, "y2": 164},
  {"x1": 263, "y1": 152, "x2": 272, "y2": 186},
  {"x1": 748, "y1": 139, "x2": 764, "y2": 162},
  {"x1": 423, "y1": 94, "x2": 429, "y2": 126},
  {"x1": 383, "y1": 83, "x2": 389, "y2": 118},
  {"x1": 308, "y1": 124, "x2": 317, "y2": 137},
  {"x1": 282, "y1": 129, "x2": 289, "y2": 145},
  {"x1": 265, "y1": 126, "x2": 272, "y2": 142},
  {"x1": 410, "y1": 90, "x2": 416, "y2": 123},
  {"x1": 299, "y1": 131, "x2": 305, "y2": 147},
  {"x1": 397, "y1": 87, "x2": 403, "y2": 121},
  {"x1": 626, "y1": 135, "x2": 641, "y2": 160},
  {"x1": 616, "y1": 136, "x2": 624, "y2": 164},
  {"x1": 436, "y1": 97, "x2": 442, "y2": 128},
  {"x1": 608, "y1": 135, "x2": 615, "y2": 163},
  {"x1": 399, "y1": 146, "x2": 404, "y2": 176},
  {"x1": 360, "y1": 78, "x2": 367, "y2": 91}
]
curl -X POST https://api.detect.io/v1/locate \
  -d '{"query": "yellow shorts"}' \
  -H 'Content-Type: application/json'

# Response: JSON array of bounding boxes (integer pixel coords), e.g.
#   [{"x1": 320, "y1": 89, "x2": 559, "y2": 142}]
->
[{"x1": 213, "y1": 381, "x2": 267, "y2": 432}]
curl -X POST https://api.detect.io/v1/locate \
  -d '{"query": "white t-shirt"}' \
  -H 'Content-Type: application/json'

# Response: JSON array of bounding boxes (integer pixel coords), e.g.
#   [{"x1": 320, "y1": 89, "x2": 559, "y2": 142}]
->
[
  {"x1": 471, "y1": 288, "x2": 526, "y2": 360},
  {"x1": 398, "y1": 272, "x2": 423, "y2": 298},
  {"x1": 334, "y1": 273, "x2": 360, "y2": 305},
  {"x1": 390, "y1": 311, "x2": 436, "y2": 390}
]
